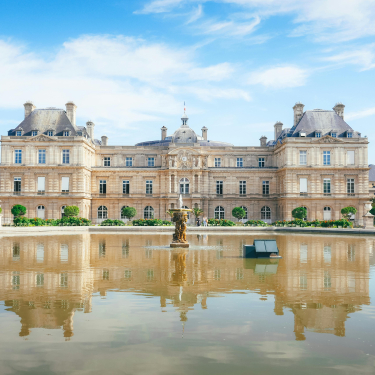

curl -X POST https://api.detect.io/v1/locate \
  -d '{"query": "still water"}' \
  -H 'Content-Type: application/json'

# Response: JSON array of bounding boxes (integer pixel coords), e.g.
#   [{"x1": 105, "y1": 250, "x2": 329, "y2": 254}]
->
[{"x1": 0, "y1": 233, "x2": 375, "y2": 374}]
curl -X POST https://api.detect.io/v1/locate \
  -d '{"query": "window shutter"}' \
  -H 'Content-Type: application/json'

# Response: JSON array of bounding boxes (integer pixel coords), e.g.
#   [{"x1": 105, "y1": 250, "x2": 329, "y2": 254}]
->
[
  {"x1": 300, "y1": 178, "x2": 307, "y2": 193},
  {"x1": 62, "y1": 177, "x2": 69, "y2": 191},
  {"x1": 38, "y1": 177, "x2": 45, "y2": 191}
]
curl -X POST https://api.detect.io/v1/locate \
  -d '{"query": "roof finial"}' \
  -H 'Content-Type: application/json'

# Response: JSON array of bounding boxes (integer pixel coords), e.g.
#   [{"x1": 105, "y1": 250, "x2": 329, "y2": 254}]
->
[{"x1": 184, "y1": 101, "x2": 186, "y2": 115}]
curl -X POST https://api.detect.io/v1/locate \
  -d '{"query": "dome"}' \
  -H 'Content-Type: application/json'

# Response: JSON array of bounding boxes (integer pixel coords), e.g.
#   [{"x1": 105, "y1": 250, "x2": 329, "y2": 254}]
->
[{"x1": 172, "y1": 125, "x2": 197, "y2": 143}]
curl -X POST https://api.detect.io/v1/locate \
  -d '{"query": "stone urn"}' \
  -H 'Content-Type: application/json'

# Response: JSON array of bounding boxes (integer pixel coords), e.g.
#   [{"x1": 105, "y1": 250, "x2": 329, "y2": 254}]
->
[{"x1": 362, "y1": 201, "x2": 374, "y2": 229}]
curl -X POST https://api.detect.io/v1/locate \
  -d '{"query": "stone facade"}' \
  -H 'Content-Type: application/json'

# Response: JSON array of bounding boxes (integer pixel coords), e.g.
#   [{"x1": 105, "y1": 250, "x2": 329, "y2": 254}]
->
[{"x1": 0, "y1": 101, "x2": 370, "y2": 224}]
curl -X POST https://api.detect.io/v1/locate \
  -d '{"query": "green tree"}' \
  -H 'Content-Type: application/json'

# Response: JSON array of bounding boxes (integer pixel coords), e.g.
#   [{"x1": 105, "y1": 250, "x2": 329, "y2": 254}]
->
[
  {"x1": 232, "y1": 207, "x2": 246, "y2": 221},
  {"x1": 11, "y1": 204, "x2": 26, "y2": 218},
  {"x1": 341, "y1": 206, "x2": 357, "y2": 220},
  {"x1": 64, "y1": 205, "x2": 80, "y2": 217},
  {"x1": 122, "y1": 206, "x2": 137, "y2": 220},
  {"x1": 166, "y1": 210, "x2": 174, "y2": 218},
  {"x1": 292, "y1": 207, "x2": 307, "y2": 220},
  {"x1": 0, "y1": 207, "x2": 2, "y2": 214},
  {"x1": 192, "y1": 207, "x2": 203, "y2": 219}
]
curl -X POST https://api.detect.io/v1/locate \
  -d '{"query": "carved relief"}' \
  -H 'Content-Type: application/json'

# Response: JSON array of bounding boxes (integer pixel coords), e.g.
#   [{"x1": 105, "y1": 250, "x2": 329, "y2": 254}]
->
[
  {"x1": 28, "y1": 135, "x2": 56, "y2": 142},
  {"x1": 176, "y1": 150, "x2": 193, "y2": 169}
]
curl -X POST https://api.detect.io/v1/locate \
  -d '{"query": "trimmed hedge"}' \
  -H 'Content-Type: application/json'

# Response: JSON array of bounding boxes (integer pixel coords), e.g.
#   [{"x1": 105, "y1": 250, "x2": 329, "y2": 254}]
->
[
  {"x1": 100, "y1": 219, "x2": 125, "y2": 226},
  {"x1": 272, "y1": 219, "x2": 352, "y2": 228},
  {"x1": 208, "y1": 218, "x2": 236, "y2": 226},
  {"x1": 132, "y1": 219, "x2": 173, "y2": 226},
  {"x1": 244, "y1": 220, "x2": 268, "y2": 226},
  {"x1": 13, "y1": 217, "x2": 91, "y2": 227}
]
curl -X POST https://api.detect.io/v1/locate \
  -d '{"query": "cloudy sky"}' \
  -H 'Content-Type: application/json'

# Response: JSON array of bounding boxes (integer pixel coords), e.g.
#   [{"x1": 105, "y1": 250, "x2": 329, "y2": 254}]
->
[{"x1": 0, "y1": 0, "x2": 374, "y2": 159}]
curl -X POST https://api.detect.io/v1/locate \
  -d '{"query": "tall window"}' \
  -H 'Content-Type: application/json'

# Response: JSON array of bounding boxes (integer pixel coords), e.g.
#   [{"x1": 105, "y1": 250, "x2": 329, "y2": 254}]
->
[
  {"x1": 323, "y1": 151, "x2": 331, "y2": 165},
  {"x1": 347, "y1": 150, "x2": 355, "y2": 165},
  {"x1": 123, "y1": 180, "x2": 130, "y2": 194},
  {"x1": 148, "y1": 157, "x2": 155, "y2": 167},
  {"x1": 121, "y1": 206, "x2": 129, "y2": 220},
  {"x1": 216, "y1": 180, "x2": 223, "y2": 195},
  {"x1": 99, "y1": 180, "x2": 107, "y2": 194},
  {"x1": 299, "y1": 178, "x2": 307, "y2": 195},
  {"x1": 323, "y1": 206, "x2": 331, "y2": 220},
  {"x1": 215, "y1": 206, "x2": 225, "y2": 219},
  {"x1": 16, "y1": 130, "x2": 22, "y2": 136},
  {"x1": 258, "y1": 158, "x2": 265, "y2": 168},
  {"x1": 180, "y1": 178, "x2": 189, "y2": 194},
  {"x1": 262, "y1": 181, "x2": 269, "y2": 195},
  {"x1": 63, "y1": 131, "x2": 70, "y2": 136},
  {"x1": 215, "y1": 158, "x2": 221, "y2": 167},
  {"x1": 61, "y1": 206, "x2": 66, "y2": 218},
  {"x1": 104, "y1": 157, "x2": 111, "y2": 167},
  {"x1": 37, "y1": 205, "x2": 45, "y2": 219},
  {"x1": 14, "y1": 178, "x2": 21, "y2": 194},
  {"x1": 239, "y1": 181, "x2": 246, "y2": 195},
  {"x1": 38, "y1": 149, "x2": 46, "y2": 164},
  {"x1": 299, "y1": 151, "x2": 307, "y2": 165},
  {"x1": 37, "y1": 177, "x2": 45, "y2": 194},
  {"x1": 240, "y1": 206, "x2": 248, "y2": 220},
  {"x1": 146, "y1": 180, "x2": 153, "y2": 194},
  {"x1": 32, "y1": 130, "x2": 38, "y2": 136},
  {"x1": 261, "y1": 206, "x2": 271, "y2": 220},
  {"x1": 62, "y1": 149, "x2": 70, "y2": 164},
  {"x1": 98, "y1": 206, "x2": 108, "y2": 219},
  {"x1": 347, "y1": 178, "x2": 355, "y2": 195},
  {"x1": 61, "y1": 177, "x2": 69, "y2": 193},
  {"x1": 144, "y1": 206, "x2": 154, "y2": 219},
  {"x1": 126, "y1": 157, "x2": 133, "y2": 167},
  {"x1": 323, "y1": 178, "x2": 331, "y2": 194},
  {"x1": 15, "y1": 149, "x2": 22, "y2": 164},
  {"x1": 237, "y1": 158, "x2": 243, "y2": 168}
]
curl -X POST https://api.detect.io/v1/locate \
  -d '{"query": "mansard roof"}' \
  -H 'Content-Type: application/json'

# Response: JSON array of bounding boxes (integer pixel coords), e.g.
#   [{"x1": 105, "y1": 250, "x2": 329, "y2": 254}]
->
[{"x1": 9, "y1": 108, "x2": 79, "y2": 136}]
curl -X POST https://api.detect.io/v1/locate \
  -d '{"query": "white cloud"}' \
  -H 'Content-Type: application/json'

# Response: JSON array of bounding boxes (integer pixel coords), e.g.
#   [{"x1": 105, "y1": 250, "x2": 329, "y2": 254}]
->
[
  {"x1": 323, "y1": 44, "x2": 375, "y2": 71},
  {"x1": 247, "y1": 66, "x2": 309, "y2": 88},
  {"x1": 136, "y1": 0, "x2": 185, "y2": 14},
  {"x1": 200, "y1": 15, "x2": 260, "y2": 36},
  {"x1": 186, "y1": 4, "x2": 203, "y2": 24},
  {"x1": 346, "y1": 107, "x2": 375, "y2": 121},
  {"x1": 0, "y1": 35, "x2": 249, "y2": 132}
]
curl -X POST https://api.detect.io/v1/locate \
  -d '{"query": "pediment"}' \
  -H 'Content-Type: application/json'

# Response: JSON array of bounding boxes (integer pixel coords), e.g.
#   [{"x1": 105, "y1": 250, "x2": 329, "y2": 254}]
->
[
  {"x1": 315, "y1": 135, "x2": 343, "y2": 144},
  {"x1": 167, "y1": 147, "x2": 200, "y2": 155},
  {"x1": 27, "y1": 134, "x2": 56, "y2": 142}
]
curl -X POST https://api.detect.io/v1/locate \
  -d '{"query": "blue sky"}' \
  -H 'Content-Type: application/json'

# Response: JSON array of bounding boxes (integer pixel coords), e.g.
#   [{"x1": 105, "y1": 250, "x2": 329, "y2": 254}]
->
[{"x1": 0, "y1": 0, "x2": 374, "y2": 160}]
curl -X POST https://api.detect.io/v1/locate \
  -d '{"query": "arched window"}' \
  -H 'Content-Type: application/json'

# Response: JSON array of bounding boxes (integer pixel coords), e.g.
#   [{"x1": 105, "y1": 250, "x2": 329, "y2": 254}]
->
[
  {"x1": 37, "y1": 205, "x2": 45, "y2": 219},
  {"x1": 215, "y1": 206, "x2": 225, "y2": 220},
  {"x1": 240, "y1": 206, "x2": 248, "y2": 220},
  {"x1": 121, "y1": 206, "x2": 129, "y2": 220},
  {"x1": 61, "y1": 205, "x2": 66, "y2": 218},
  {"x1": 323, "y1": 206, "x2": 331, "y2": 220},
  {"x1": 98, "y1": 206, "x2": 108, "y2": 219},
  {"x1": 180, "y1": 178, "x2": 189, "y2": 194},
  {"x1": 261, "y1": 206, "x2": 271, "y2": 221},
  {"x1": 144, "y1": 206, "x2": 154, "y2": 219}
]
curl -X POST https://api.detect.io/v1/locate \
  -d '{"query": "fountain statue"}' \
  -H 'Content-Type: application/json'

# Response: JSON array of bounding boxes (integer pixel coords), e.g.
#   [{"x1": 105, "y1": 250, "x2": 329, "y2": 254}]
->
[{"x1": 170, "y1": 194, "x2": 192, "y2": 248}]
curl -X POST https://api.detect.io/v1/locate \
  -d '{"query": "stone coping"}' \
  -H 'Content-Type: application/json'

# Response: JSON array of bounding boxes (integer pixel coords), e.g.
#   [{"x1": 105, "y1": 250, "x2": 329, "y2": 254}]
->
[{"x1": 0, "y1": 225, "x2": 374, "y2": 236}]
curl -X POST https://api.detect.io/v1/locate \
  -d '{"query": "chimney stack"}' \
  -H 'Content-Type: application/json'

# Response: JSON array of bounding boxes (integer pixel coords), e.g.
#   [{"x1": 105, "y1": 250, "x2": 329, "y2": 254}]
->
[
  {"x1": 293, "y1": 102, "x2": 305, "y2": 126},
  {"x1": 274, "y1": 121, "x2": 283, "y2": 140},
  {"x1": 333, "y1": 103, "x2": 345, "y2": 119},
  {"x1": 86, "y1": 121, "x2": 95, "y2": 139},
  {"x1": 101, "y1": 135, "x2": 108, "y2": 146},
  {"x1": 24, "y1": 101, "x2": 36, "y2": 118},
  {"x1": 260, "y1": 136, "x2": 267, "y2": 147},
  {"x1": 65, "y1": 101, "x2": 77, "y2": 127},
  {"x1": 201, "y1": 126, "x2": 208, "y2": 141},
  {"x1": 161, "y1": 126, "x2": 167, "y2": 140}
]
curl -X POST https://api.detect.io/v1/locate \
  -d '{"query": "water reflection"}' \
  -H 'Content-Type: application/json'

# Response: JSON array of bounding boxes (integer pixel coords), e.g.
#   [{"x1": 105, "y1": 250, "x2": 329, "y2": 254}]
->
[{"x1": 0, "y1": 233, "x2": 373, "y2": 341}]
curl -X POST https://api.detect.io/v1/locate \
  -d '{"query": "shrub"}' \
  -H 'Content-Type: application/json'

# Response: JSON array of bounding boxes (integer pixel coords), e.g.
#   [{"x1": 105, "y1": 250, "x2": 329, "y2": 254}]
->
[
  {"x1": 341, "y1": 206, "x2": 357, "y2": 220},
  {"x1": 232, "y1": 207, "x2": 246, "y2": 221},
  {"x1": 11, "y1": 204, "x2": 27, "y2": 218},
  {"x1": 14, "y1": 217, "x2": 31, "y2": 226},
  {"x1": 0, "y1": 207, "x2": 2, "y2": 214},
  {"x1": 244, "y1": 220, "x2": 268, "y2": 226},
  {"x1": 162, "y1": 220, "x2": 174, "y2": 226},
  {"x1": 64, "y1": 205, "x2": 80, "y2": 217},
  {"x1": 122, "y1": 206, "x2": 137, "y2": 220},
  {"x1": 101, "y1": 219, "x2": 125, "y2": 226},
  {"x1": 132, "y1": 219, "x2": 163, "y2": 226},
  {"x1": 56, "y1": 217, "x2": 91, "y2": 226},
  {"x1": 192, "y1": 207, "x2": 204, "y2": 219},
  {"x1": 292, "y1": 207, "x2": 307, "y2": 220},
  {"x1": 208, "y1": 218, "x2": 236, "y2": 226}
]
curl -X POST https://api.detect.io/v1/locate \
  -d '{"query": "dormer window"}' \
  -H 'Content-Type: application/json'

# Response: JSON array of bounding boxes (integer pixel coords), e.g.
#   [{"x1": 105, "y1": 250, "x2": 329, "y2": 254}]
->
[
  {"x1": 16, "y1": 131, "x2": 22, "y2": 136},
  {"x1": 47, "y1": 130, "x2": 53, "y2": 136},
  {"x1": 347, "y1": 132, "x2": 352, "y2": 138},
  {"x1": 315, "y1": 132, "x2": 321, "y2": 138},
  {"x1": 32, "y1": 130, "x2": 38, "y2": 136},
  {"x1": 331, "y1": 132, "x2": 337, "y2": 138},
  {"x1": 63, "y1": 131, "x2": 70, "y2": 136}
]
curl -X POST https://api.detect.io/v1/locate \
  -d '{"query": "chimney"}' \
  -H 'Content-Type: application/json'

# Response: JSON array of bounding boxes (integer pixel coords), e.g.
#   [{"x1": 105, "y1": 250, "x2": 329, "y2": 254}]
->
[
  {"x1": 260, "y1": 136, "x2": 267, "y2": 147},
  {"x1": 293, "y1": 102, "x2": 305, "y2": 126},
  {"x1": 274, "y1": 121, "x2": 283, "y2": 140},
  {"x1": 201, "y1": 126, "x2": 208, "y2": 141},
  {"x1": 161, "y1": 126, "x2": 167, "y2": 140},
  {"x1": 86, "y1": 121, "x2": 95, "y2": 139},
  {"x1": 24, "y1": 101, "x2": 36, "y2": 118},
  {"x1": 65, "y1": 101, "x2": 77, "y2": 127},
  {"x1": 101, "y1": 135, "x2": 108, "y2": 146},
  {"x1": 333, "y1": 103, "x2": 345, "y2": 119}
]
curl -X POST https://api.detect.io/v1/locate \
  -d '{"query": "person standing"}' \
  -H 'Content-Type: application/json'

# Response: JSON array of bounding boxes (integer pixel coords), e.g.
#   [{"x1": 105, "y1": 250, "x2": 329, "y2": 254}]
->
[{"x1": 203, "y1": 216, "x2": 208, "y2": 227}]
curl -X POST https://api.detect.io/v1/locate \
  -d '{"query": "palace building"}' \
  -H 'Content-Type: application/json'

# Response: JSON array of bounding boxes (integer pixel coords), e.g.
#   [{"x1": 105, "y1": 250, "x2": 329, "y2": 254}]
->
[{"x1": 0, "y1": 101, "x2": 370, "y2": 224}]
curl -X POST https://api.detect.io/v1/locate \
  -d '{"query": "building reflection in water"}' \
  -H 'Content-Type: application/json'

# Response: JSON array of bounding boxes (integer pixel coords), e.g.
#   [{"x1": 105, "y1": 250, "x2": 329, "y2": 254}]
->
[{"x1": 0, "y1": 233, "x2": 373, "y2": 341}]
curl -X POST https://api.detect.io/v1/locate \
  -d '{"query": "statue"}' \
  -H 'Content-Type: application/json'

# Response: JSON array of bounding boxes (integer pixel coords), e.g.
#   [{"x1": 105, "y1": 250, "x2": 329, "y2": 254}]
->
[{"x1": 170, "y1": 204, "x2": 192, "y2": 248}]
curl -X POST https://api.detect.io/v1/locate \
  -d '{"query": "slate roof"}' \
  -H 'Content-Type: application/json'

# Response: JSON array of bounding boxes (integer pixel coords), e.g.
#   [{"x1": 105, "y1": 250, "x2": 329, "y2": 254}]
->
[
  {"x1": 8, "y1": 108, "x2": 79, "y2": 136},
  {"x1": 369, "y1": 165, "x2": 375, "y2": 182}
]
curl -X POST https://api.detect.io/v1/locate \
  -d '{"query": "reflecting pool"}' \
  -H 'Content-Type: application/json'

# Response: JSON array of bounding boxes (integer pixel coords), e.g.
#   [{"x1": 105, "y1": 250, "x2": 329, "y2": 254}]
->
[{"x1": 0, "y1": 233, "x2": 375, "y2": 374}]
